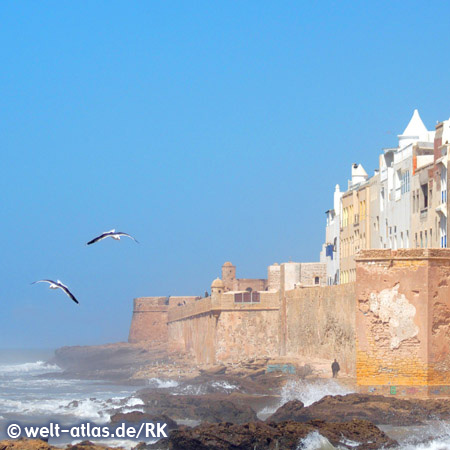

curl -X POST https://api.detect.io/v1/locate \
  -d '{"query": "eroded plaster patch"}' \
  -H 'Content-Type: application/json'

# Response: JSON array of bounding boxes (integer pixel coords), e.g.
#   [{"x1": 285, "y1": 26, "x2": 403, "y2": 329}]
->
[{"x1": 369, "y1": 284, "x2": 418, "y2": 349}]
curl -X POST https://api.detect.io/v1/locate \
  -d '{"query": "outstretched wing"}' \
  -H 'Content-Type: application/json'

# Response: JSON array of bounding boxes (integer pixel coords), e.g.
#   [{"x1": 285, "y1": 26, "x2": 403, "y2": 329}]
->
[
  {"x1": 32, "y1": 279, "x2": 56, "y2": 285},
  {"x1": 57, "y1": 284, "x2": 79, "y2": 304},
  {"x1": 86, "y1": 231, "x2": 113, "y2": 245},
  {"x1": 116, "y1": 232, "x2": 139, "y2": 243}
]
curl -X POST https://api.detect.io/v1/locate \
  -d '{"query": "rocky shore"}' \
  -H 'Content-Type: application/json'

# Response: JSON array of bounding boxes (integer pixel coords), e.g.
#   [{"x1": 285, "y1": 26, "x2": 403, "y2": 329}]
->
[
  {"x1": 0, "y1": 439, "x2": 124, "y2": 450},
  {"x1": 25, "y1": 344, "x2": 449, "y2": 449},
  {"x1": 145, "y1": 419, "x2": 397, "y2": 449},
  {"x1": 6, "y1": 389, "x2": 450, "y2": 449},
  {"x1": 269, "y1": 393, "x2": 450, "y2": 426}
]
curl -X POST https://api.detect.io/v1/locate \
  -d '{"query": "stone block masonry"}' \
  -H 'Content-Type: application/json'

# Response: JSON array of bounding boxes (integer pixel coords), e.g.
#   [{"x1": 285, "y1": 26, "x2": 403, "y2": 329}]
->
[
  {"x1": 128, "y1": 297, "x2": 168, "y2": 344},
  {"x1": 128, "y1": 252, "x2": 450, "y2": 397},
  {"x1": 285, "y1": 283, "x2": 356, "y2": 375},
  {"x1": 356, "y1": 249, "x2": 450, "y2": 397}
]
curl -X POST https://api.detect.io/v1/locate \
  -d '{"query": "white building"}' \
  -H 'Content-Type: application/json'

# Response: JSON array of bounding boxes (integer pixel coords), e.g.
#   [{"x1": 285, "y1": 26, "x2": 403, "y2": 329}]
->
[
  {"x1": 320, "y1": 184, "x2": 342, "y2": 284},
  {"x1": 379, "y1": 109, "x2": 434, "y2": 249}
]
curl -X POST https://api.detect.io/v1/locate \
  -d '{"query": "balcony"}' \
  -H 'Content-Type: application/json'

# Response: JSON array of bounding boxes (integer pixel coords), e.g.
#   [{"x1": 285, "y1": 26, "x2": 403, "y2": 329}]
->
[
  {"x1": 436, "y1": 204, "x2": 447, "y2": 217},
  {"x1": 436, "y1": 155, "x2": 448, "y2": 168},
  {"x1": 420, "y1": 208, "x2": 428, "y2": 220}
]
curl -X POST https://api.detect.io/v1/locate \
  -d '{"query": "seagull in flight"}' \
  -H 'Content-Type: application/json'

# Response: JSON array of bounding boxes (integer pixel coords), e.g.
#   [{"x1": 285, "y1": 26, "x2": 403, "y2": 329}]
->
[
  {"x1": 32, "y1": 280, "x2": 79, "y2": 304},
  {"x1": 86, "y1": 229, "x2": 139, "y2": 246}
]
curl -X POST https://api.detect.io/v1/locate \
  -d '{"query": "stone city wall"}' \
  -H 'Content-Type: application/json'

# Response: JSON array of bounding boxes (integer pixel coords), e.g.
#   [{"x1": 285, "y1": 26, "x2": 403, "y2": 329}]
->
[
  {"x1": 356, "y1": 249, "x2": 450, "y2": 396},
  {"x1": 167, "y1": 291, "x2": 279, "y2": 363},
  {"x1": 284, "y1": 284, "x2": 356, "y2": 375},
  {"x1": 128, "y1": 297, "x2": 168, "y2": 344}
]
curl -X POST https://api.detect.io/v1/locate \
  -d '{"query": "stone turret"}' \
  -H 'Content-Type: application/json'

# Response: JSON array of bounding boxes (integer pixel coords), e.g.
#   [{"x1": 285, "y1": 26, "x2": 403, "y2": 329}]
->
[
  {"x1": 211, "y1": 278, "x2": 225, "y2": 295},
  {"x1": 221, "y1": 261, "x2": 236, "y2": 291}
]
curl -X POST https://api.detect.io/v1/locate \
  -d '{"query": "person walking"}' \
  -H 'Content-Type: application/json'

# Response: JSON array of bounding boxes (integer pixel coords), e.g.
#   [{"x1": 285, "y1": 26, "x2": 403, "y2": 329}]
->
[{"x1": 331, "y1": 359, "x2": 340, "y2": 378}]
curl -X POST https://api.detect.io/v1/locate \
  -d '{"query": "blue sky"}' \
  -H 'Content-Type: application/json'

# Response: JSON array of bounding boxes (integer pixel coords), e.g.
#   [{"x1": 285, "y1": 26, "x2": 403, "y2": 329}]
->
[{"x1": 1, "y1": 1, "x2": 449, "y2": 348}]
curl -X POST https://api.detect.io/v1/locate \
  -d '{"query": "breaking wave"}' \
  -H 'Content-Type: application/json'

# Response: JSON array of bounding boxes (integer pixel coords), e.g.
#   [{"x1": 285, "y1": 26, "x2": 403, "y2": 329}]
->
[
  {"x1": 147, "y1": 378, "x2": 180, "y2": 389},
  {"x1": 390, "y1": 419, "x2": 450, "y2": 449},
  {"x1": 0, "y1": 361, "x2": 60, "y2": 374},
  {"x1": 258, "y1": 378, "x2": 354, "y2": 419},
  {"x1": 281, "y1": 378, "x2": 354, "y2": 407},
  {"x1": 296, "y1": 431, "x2": 338, "y2": 449},
  {"x1": 173, "y1": 379, "x2": 238, "y2": 395}
]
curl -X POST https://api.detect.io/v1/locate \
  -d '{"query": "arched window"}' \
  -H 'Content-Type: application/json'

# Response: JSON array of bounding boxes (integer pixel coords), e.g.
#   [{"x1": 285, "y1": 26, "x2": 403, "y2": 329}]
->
[{"x1": 314, "y1": 276, "x2": 320, "y2": 285}]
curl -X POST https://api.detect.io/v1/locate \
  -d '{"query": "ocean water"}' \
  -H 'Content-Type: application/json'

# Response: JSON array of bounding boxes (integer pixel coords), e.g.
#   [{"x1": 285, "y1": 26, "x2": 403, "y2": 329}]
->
[
  {"x1": 0, "y1": 349, "x2": 141, "y2": 448},
  {"x1": 2, "y1": 350, "x2": 450, "y2": 449}
]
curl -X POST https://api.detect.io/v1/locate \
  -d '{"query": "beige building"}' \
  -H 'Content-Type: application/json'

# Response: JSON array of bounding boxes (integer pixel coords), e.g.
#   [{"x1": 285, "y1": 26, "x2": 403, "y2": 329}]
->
[
  {"x1": 221, "y1": 262, "x2": 267, "y2": 292},
  {"x1": 340, "y1": 164, "x2": 373, "y2": 284},
  {"x1": 410, "y1": 119, "x2": 450, "y2": 249},
  {"x1": 411, "y1": 161, "x2": 437, "y2": 248},
  {"x1": 327, "y1": 111, "x2": 450, "y2": 286},
  {"x1": 268, "y1": 262, "x2": 326, "y2": 291}
]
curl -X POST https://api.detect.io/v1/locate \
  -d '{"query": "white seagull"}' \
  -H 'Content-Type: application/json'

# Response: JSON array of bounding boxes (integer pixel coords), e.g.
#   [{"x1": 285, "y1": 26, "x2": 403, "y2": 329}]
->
[
  {"x1": 32, "y1": 279, "x2": 79, "y2": 304},
  {"x1": 86, "y1": 229, "x2": 139, "y2": 246}
]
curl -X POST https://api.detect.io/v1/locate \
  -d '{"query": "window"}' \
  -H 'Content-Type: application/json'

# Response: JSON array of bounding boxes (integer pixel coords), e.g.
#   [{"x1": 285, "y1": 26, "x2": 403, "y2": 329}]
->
[
  {"x1": 441, "y1": 218, "x2": 447, "y2": 248},
  {"x1": 441, "y1": 166, "x2": 447, "y2": 204},
  {"x1": 235, "y1": 292, "x2": 260, "y2": 303},
  {"x1": 314, "y1": 276, "x2": 319, "y2": 285},
  {"x1": 421, "y1": 184, "x2": 428, "y2": 209},
  {"x1": 401, "y1": 170, "x2": 410, "y2": 194}
]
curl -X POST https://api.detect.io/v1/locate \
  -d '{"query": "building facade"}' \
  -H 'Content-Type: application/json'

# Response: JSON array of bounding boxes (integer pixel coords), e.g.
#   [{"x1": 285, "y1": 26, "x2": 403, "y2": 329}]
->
[{"x1": 322, "y1": 110, "x2": 450, "y2": 284}]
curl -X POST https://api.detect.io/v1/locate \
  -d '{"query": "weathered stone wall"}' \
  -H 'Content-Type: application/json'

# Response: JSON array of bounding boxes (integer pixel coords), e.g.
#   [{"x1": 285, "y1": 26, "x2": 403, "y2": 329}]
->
[
  {"x1": 168, "y1": 296, "x2": 199, "y2": 308},
  {"x1": 284, "y1": 284, "x2": 356, "y2": 374},
  {"x1": 356, "y1": 249, "x2": 450, "y2": 396},
  {"x1": 128, "y1": 297, "x2": 168, "y2": 344},
  {"x1": 234, "y1": 278, "x2": 268, "y2": 292},
  {"x1": 299, "y1": 262, "x2": 327, "y2": 287},
  {"x1": 166, "y1": 291, "x2": 279, "y2": 364},
  {"x1": 428, "y1": 258, "x2": 450, "y2": 385},
  {"x1": 267, "y1": 264, "x2": 281, "y2": 290},
  {"x1": 167, "y1": 313, "x2": 217, "y2": 364},
  {"x1": 216, "y1": 309, "x2": 279, "y2": 362}
]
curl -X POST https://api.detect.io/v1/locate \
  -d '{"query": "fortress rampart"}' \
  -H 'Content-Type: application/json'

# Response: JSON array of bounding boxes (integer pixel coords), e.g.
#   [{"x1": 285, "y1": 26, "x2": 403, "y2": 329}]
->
[
  {"x1": 128, "y1": 297, "x2": 168, "y2": 344},
  {"x1": 285, "y1": 283, "x2": 356, "y2": 374},
  {"x1": 356, "y1": 249, "x2": 450, "y2": 397},
  {"x1": 167, "y1": 291, "x2": 280, "y2": 363},
  {"x1": 129, "y1": 251, "x2": 450, "y2": 396}
]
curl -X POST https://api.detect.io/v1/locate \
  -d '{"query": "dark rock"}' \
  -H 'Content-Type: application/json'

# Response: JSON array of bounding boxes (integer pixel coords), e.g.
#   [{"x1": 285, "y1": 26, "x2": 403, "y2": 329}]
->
[
  {"x1": 66, "y1": 400, "x2": 79, "y2": 408},
  {"x1": 136, "y1": 391, "x2": 258, "y2": 424},
  {"x1": 199, "y1": 365, "x2": 226, "y2": 375},
  {"x1": 0, "y1": 438, "x2": 124, "y2": 450},
  {"x1": 145, "y1": 419, "x2": 397, "y2": 449},
  {"x1": 110, "y1": 411, "x2": 178, "y2": 430},
  {"x1": 268, "y1": 393, "x2": 450, "y2": 426}
]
